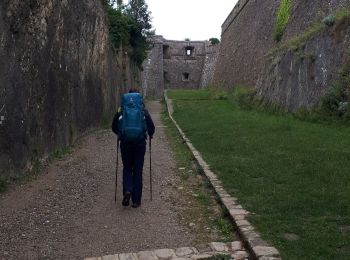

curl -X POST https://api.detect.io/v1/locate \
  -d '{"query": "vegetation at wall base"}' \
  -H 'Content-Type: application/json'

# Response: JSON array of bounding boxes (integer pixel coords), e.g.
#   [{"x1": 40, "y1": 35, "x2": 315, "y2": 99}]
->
[
  {"x1": 227, "y1": 84, "x2": 349, "y2": 126},
  {"x1": 48, "y1": 146, "x2": 73, "y2": 163},
  {"x1": 168, "y1": 89, "x2": 350, "y2": 260},
  {"x1": 0, "y1": 145, "x2": 74, "y2": 193},
  {"x1": 273, "y1": 0, "x2": 292, "y2": 42},
  {"x1": 0, "y1": 177, "x2": 7, "y2": 192},
  {"x1": 318, "y1": 64, "x2": 350, "y2": 121}
]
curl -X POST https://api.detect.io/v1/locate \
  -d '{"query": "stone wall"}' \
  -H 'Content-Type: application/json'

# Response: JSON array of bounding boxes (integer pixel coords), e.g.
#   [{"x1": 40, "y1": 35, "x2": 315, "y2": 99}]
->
[
  {"x1": 0, "y1": 0, "x2": 137, "y2": 178},
  {"x1": 163, "y1": 40, "x2": 206, "y2": 89},
  {"x1": 213, "y1": 0, "x2": 350, "y2": 110},
  {"x1": 200, "y1": 43, "x2": 220, "y2": 88},
  {"x1": 142, "y1": 36, "x2": 218, "y2": 96},
  {"x1": 141, "y1": 36, "x2": 164, "y2": 97},
  {"x1": 213, "y1": 0, "x2": 278, "y2": 89},
  {"x1": 257, "y1": 18, "x2": 350, "y2": 111}
]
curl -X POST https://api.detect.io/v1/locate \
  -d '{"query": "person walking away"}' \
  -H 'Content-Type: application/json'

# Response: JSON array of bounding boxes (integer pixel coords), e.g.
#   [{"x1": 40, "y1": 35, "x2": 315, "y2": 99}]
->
[{"x1": 112, "y1": 89, "x2": 155, "y2": 208}]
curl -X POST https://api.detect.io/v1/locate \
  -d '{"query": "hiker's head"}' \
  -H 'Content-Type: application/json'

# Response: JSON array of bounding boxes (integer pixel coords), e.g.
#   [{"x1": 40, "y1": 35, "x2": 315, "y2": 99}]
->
[{"x1": 128, "y1": 88, "x2": 140, "y2": 93}]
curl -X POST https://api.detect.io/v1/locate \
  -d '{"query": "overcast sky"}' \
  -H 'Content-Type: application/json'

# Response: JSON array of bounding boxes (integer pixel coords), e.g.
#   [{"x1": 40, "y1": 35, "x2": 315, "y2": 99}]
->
[{"x1": 146, "y1": 0, "x2": 239, "y2": 41}]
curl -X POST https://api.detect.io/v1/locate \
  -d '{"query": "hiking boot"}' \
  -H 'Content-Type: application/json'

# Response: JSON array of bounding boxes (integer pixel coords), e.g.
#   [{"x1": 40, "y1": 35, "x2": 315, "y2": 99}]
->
[
  {"x1": 122, "y1": 192, "x2": 131, "y2": 207},
  {"x1": 132, "y1": 203, "x2": 140, "y2": 208}
]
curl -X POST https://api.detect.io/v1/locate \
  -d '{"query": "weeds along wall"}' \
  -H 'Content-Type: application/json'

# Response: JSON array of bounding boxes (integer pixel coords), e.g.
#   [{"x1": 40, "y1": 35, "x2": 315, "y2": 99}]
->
[
  {"x1": 0, "y1": 0, "x2": 139, "y2": 179},
  {"x1": 213, "y1": 0, "x2": 350, "y2": 111}
]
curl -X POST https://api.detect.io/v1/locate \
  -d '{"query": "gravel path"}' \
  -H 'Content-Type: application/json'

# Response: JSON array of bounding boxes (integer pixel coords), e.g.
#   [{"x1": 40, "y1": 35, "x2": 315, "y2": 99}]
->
[{"x1": 0, "y1": 101, "x2": 195, "y2": 260}]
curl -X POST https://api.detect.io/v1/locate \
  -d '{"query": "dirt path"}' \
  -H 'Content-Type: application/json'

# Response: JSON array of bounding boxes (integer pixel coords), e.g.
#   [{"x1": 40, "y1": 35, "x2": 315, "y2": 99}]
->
[{"x1": 0, "y1": 101, "x2": 196, "y2": 260}]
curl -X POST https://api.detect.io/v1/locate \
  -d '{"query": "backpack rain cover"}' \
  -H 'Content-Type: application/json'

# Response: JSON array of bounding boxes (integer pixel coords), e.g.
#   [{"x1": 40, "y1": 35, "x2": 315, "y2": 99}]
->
[{"x1": 119, "y1": 93, "x2": 147, "y2": 142}]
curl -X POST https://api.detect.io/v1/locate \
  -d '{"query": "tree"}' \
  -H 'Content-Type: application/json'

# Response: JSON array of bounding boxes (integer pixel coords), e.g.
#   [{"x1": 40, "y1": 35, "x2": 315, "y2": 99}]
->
[
  {"x1": 103, "y1": 0, "x2": 154, "y2": 68},
  {"x1": 126, "y1": 0, "x2": 153, "y2": 37},
  {"x1": 209, "y1": 38, "x2": 220, "y2": 45}
]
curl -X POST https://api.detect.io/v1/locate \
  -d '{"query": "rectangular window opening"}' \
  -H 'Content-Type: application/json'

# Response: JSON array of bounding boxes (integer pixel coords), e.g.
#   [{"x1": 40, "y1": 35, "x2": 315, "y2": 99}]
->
[
  {"x1": 185, "y1": 46, "x2": 194, "y2": 57},
  {"x1": 182, "y1": 73, "x2": 189, "y2": 81}
]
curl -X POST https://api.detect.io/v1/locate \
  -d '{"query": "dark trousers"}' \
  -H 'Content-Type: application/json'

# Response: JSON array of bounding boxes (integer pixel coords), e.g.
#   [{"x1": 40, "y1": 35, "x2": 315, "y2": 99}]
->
[{"x1": 120, "y1": 140, "x2": 146, "y2": 205}]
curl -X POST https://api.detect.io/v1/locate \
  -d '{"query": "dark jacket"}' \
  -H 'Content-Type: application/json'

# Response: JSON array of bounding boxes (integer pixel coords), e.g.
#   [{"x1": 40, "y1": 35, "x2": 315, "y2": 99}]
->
[{"x1": 111, "y1": 108, "x2": 155, "y2": 141}]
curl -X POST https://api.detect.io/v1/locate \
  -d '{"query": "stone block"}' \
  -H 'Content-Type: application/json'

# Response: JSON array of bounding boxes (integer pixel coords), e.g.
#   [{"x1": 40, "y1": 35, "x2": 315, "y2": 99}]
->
[
  {"x1": 236, "y1": 220, "x2": 250, "y2": 227},
  {"x1": 248, "y1": 237, "x2": 269, "y2": 248},
  {"x1": 102, "y1": 255, "x2": 118, "y2": 260},
  {"x1": 233, "y1": 215, "x2": 246, "y2": 221},
  {"x1": 221, "y1": 197, "x2": 236, "y2": 207},
  {"x1": 175, "y1": 247, "x2": 195, "y2": 257},
  {"x1": 240, "y1": 225, "x2": 255, "y2": 233},
  {"x1": 191, "y1": 254, "x2": 212, "y2": 259},
  {"x1": 118, "y1": 253, "x2": 137, "y2": 260},
  {"x1": 231, "y1": 241, "x2": 243, "y2": 251},
  {"x1": 154, "y1": 249, "x2": 176, "y2": 259},
  {"x1": 253, "y1": 246, "x2": 280, "y2": 257},
  {"x1": 259, "y1": 257, "x2": 282, "y2": 260},
  {"x1": 229, "y1": 209, "x2": 249, "y2": 216},
  {"x1": 209, "y1": 242, "x2": 229, "y2": 252},
  {"x1": 231, "y1": 250, "x2": 248, "y2": 260},
  {"x1": 137, "y1": 251, "x2": 158, "y2": 260},
  {"x1": 240, "y1": 230, "x2": 259, "y2": 242}
]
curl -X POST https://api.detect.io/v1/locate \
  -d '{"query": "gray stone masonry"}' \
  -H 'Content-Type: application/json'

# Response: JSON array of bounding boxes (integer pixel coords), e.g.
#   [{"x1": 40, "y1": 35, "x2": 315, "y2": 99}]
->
[
  {"x1": 141, "y1": 36, "x2": 219, "y2": 97},
  {"x1": 84, "y1": 242, "x2": 249, "y2": 260}
]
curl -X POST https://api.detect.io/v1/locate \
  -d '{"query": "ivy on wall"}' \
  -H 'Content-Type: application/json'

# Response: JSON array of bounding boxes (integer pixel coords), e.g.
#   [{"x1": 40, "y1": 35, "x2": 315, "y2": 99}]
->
[{"x1": 273, "y1": 0, "x2": 292, "y2": 42}]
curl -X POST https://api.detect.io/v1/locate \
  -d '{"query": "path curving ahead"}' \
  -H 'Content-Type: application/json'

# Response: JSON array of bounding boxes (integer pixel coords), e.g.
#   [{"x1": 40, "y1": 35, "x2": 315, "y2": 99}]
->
[{"x1": 0, "y1": 101, "x2": 195, "y2": 260}]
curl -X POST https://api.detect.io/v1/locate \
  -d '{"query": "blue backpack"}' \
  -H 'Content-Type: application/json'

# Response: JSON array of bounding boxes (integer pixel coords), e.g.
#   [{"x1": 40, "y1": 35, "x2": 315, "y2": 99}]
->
[{"x1": 119, "y1": 93, "x2": 147, "y2": 142}]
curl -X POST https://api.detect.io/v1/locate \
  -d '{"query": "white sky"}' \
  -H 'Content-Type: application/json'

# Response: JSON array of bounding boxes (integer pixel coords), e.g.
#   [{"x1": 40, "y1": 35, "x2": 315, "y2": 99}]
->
[{"x1": 146, "y1": 0, "x2": 239, "y2": 41}]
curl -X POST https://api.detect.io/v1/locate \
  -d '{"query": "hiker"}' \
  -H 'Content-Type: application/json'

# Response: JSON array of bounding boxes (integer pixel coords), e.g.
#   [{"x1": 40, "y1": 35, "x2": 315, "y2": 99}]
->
[{"x1": 112, "y1": 88, "x2": 155, "y2": 208}]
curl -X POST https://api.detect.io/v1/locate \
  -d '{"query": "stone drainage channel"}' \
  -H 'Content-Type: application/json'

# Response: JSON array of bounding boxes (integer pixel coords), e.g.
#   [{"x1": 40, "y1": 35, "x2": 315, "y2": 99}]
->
[
  {"x1": 85, "y1": 242, "x2": 248, "y2": 260},
  {"x1": 85, "y1": 93, "x2": 281, "y2": 260}
]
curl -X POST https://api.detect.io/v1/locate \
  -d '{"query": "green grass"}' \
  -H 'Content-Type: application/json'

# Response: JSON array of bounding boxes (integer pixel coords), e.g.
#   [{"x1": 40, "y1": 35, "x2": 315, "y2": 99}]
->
[
  {"x1": 208, "y1": 255, "x2": 231, "y2": 260},
  {"x1": 167, "y1": 89, "x2": 211, "y2": 100},
  {"x1": 161, "y1": 100, "x2": 235, "y2": 243},
  {"x1": 48, "y1": 146, "x2": 73, "y2": 162},
  {"x1": 273, "y1": 0, "x2": 292, "y2": 42},
  {"x1": 168, "y1": 90, "x2": 350, "y2": 260}
]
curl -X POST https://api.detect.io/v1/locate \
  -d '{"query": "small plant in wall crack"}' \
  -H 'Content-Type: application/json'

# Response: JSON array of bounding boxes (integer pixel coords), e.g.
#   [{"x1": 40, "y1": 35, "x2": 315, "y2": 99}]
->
[{"x1": 273, "y1": 0, "x2": 292, "y2": 42}]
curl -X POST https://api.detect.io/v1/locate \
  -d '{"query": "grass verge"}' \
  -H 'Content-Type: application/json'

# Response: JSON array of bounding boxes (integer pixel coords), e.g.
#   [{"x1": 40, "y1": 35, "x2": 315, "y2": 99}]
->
[
  {"x1": 168, "y1": 89, "x2": 350, "y2": 260},
  {"x1": 161, "y1": 100, "x2": 236, "y2": 243}
]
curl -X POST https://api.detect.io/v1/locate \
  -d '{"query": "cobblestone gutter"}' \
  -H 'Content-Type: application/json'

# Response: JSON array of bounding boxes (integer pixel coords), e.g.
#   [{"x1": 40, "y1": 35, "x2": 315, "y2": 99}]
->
[
  {"x1": 85, "y1": 242, "x2": 248, "y2": 260},
  {"x1": 163, "y1": 92, "x2": 281, "y2": 260}
]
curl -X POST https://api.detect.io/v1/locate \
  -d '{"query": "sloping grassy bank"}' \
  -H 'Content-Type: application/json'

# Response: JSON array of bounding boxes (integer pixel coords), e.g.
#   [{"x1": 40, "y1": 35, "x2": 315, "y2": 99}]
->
[{"x1": 167, "y1": 89, "x2": 350, "y2": 260}]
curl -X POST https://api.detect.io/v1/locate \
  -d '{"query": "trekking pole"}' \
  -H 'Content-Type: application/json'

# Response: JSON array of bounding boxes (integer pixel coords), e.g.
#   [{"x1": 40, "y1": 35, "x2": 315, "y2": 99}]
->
[
  {"x1": 149, "y1": 138, "x2": 153, "y2": 201},
  {"x1": 115, "y1": 139, "x2": 120, "y2": 203}
]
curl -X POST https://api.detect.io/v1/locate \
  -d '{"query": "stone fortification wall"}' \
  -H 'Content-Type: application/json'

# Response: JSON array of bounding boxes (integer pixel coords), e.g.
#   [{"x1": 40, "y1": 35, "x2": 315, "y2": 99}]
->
[
  {"x1": 213, "y1": 0, "x2": 350, "y2": 110},
  {"x1": 213, "y1": 0, "x2": 277, "y2": 88},
  {"x1": 141, "y1": 35, "x2": 164, "y2": 97},
  {"x1": 200, "y1": 43, "x2": 220, "y2": 88},
  {"x1": 142, "y1": 36, "x2": 218, "y2": 96},
  {"x1": 0, "y1": 0, "x2": 137, "y2": 178},
  {"x1": 257, "y1": 16, "x2": 350, "y2": 111},
  {"x1": 163, "y1": 40, "x2": 206, "y2": 89}
]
